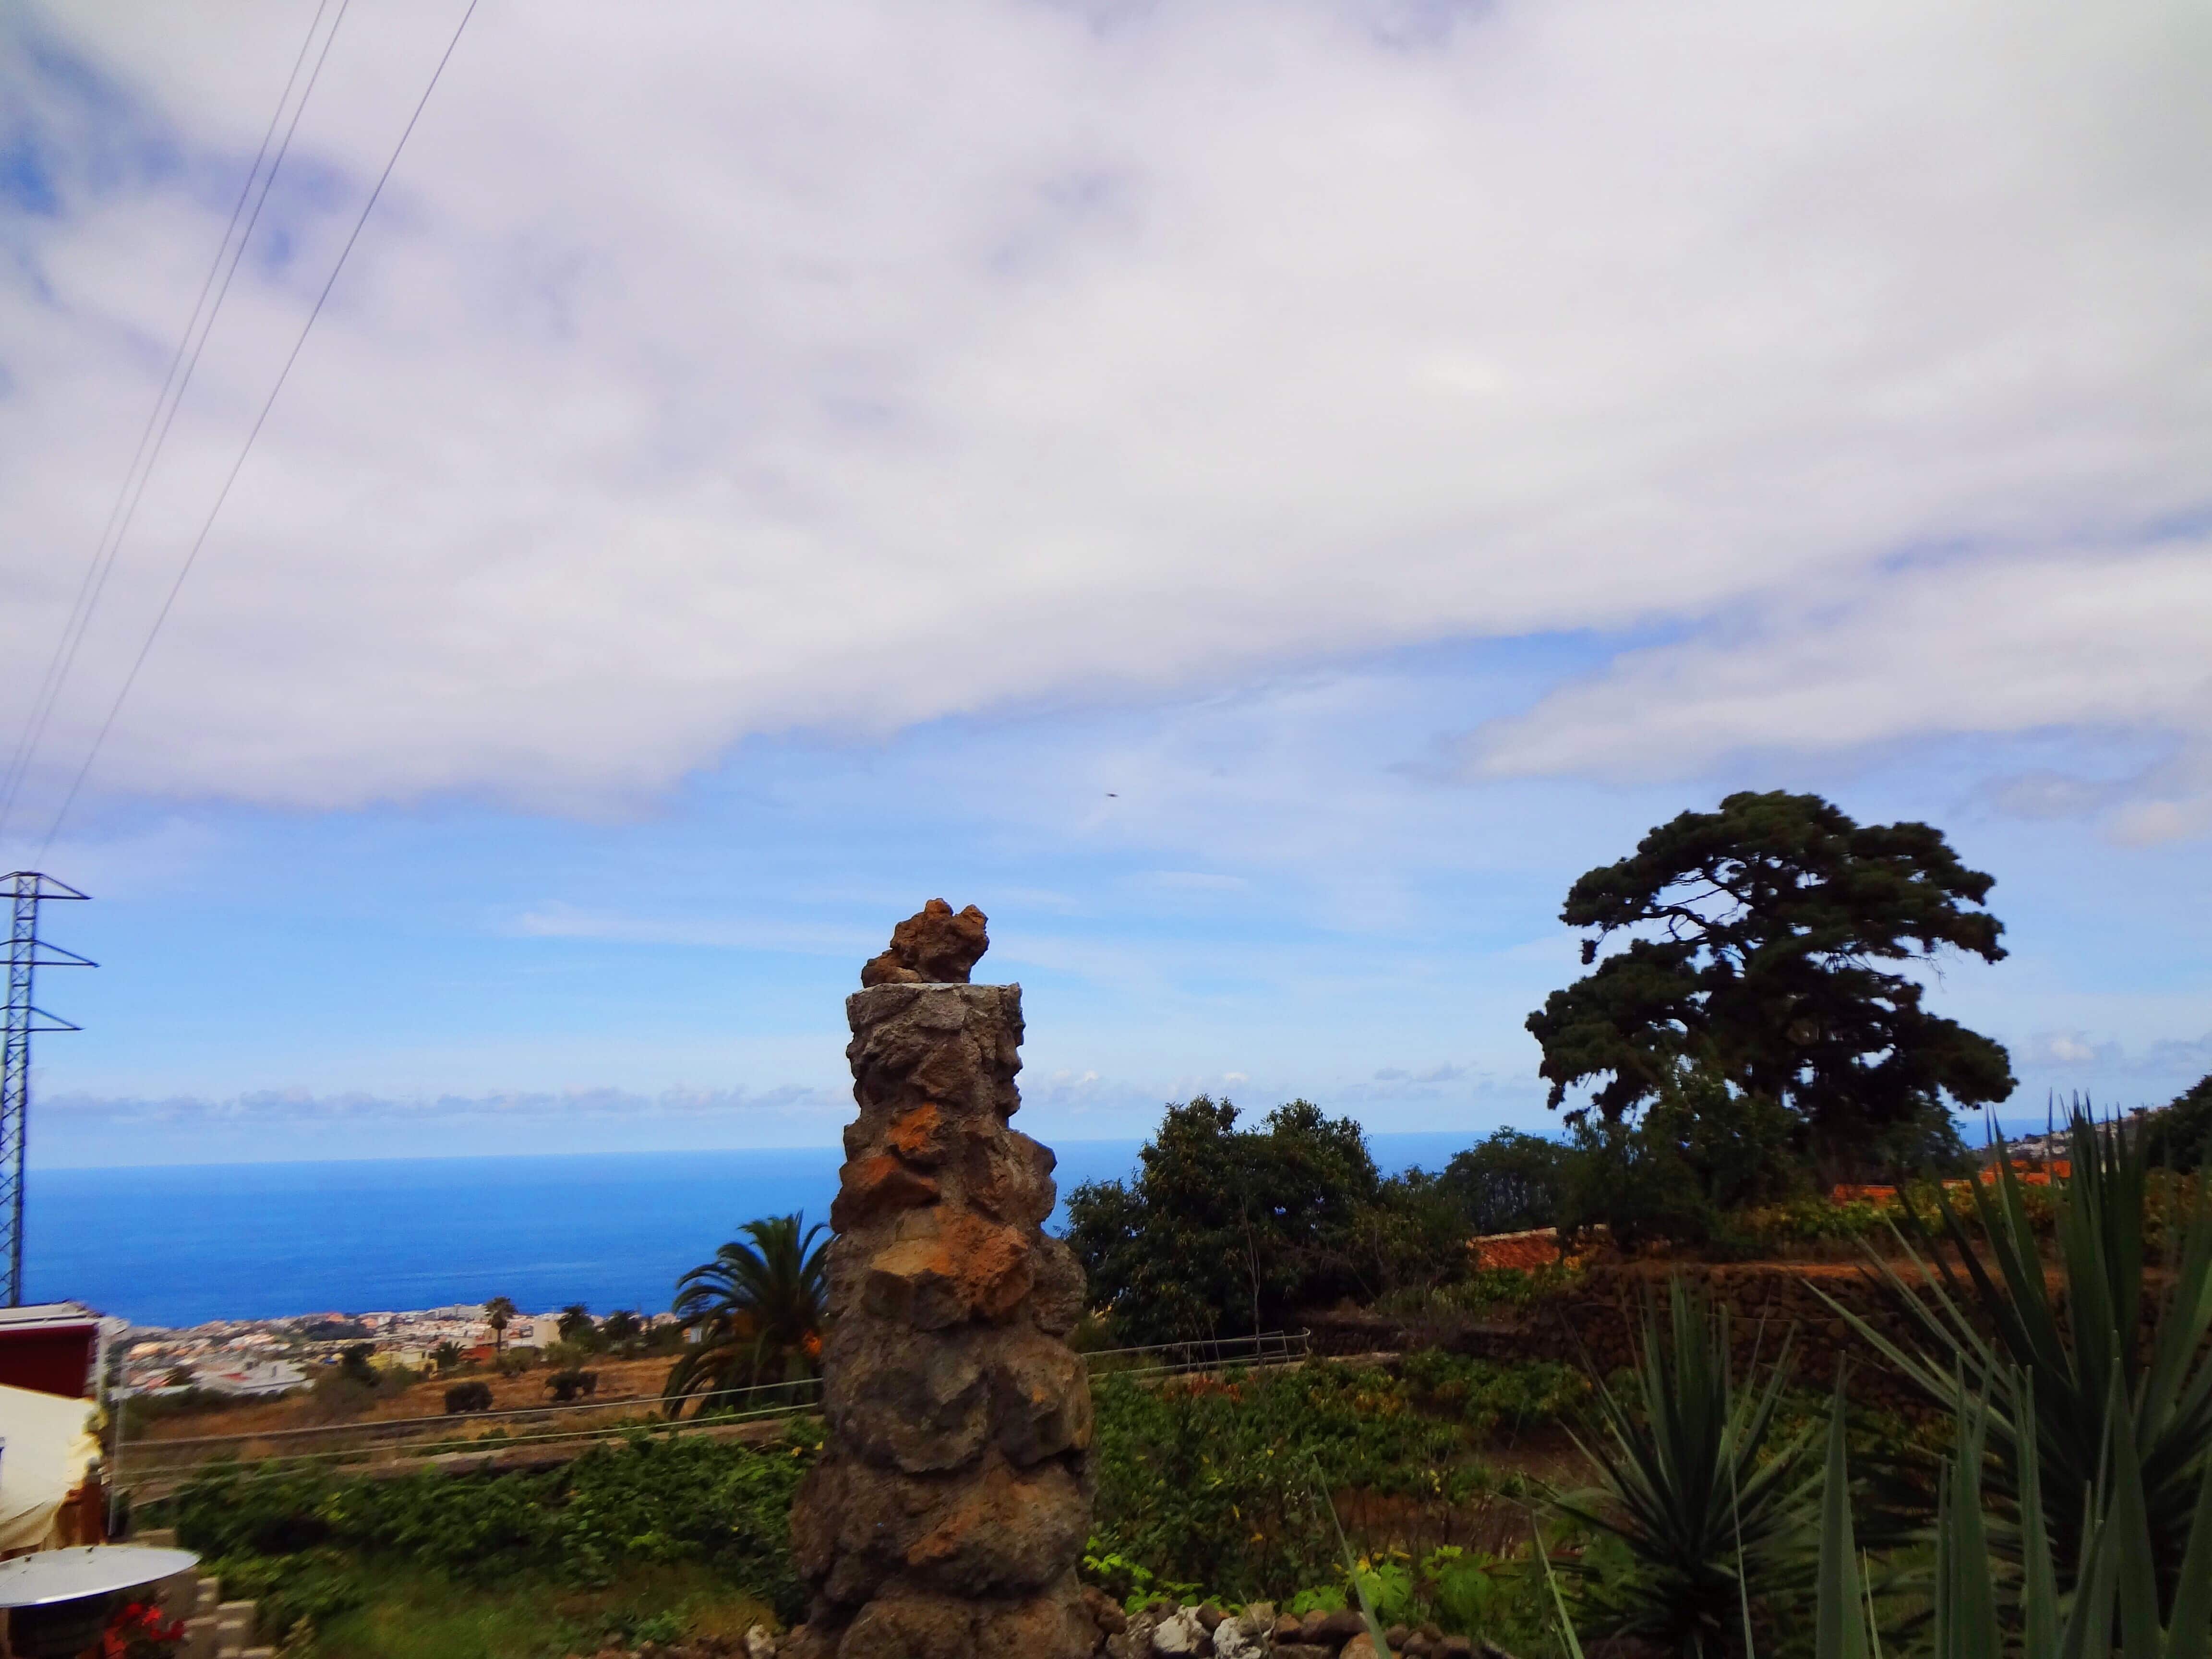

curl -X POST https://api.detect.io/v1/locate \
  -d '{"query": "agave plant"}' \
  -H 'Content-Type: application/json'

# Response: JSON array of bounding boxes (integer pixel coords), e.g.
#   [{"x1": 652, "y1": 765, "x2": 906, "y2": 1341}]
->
[
  {"x1": 1824, "y1": 1106, "x2": 2212, "y2": 1611},
  {"x1": 1551, "y1": 1369, "x2": 2212, "y2": 1659},
  {"x1": 1553, "y1": 1277, "x2": 1821, "y2": 1658},
  {"x1": 1839, "y1": 1369, "x2": 2212, "y2": 1658},
  {"x1": 661, "y1": 1212, "x2": 828, "y2": 1419}
]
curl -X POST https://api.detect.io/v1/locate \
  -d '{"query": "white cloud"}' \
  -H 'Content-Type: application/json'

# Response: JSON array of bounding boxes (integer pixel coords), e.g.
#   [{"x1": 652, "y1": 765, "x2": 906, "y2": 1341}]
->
[
  {"x1": 2027, "y1": 1031, "x2": 2108, "y2": 1067},
  {"x1": 1, "y1": 0, "x2": 2206, "y2": 826},
  {"x1": 45, "y1": 1083, "x2": 847, "y2": 1127},
  {"x1": 1463, "y1": 544, "x2": 2212, "y2": 839},
  {"x1": 509, "y1": 902, "x2": 873, "y2": 955}
]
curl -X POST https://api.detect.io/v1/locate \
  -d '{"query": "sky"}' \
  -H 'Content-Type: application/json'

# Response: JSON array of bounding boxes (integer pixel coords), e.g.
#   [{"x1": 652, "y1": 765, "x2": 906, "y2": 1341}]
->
[{"x1": 1, "y1": 0, "x2": 2207, "y2": 1167}]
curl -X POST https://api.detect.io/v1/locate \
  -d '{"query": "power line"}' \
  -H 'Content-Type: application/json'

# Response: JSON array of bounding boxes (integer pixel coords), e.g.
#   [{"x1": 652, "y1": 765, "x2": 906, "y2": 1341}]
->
[
  {"x1": 35, "y1": 0, "x2": 482, "y2": 861},
  {"x1": 0, "y1": 0, "x2": 350, "y2": 849}
]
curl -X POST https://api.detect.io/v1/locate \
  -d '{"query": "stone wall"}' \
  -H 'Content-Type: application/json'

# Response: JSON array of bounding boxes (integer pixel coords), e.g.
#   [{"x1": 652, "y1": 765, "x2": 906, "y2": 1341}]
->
[
  {"x1": 1306, "y1": 1257, "x2": 1992, "y2": 1417},
  {"x1": 787, "y1": 903, "x2": 1099, "y2": 1659}
]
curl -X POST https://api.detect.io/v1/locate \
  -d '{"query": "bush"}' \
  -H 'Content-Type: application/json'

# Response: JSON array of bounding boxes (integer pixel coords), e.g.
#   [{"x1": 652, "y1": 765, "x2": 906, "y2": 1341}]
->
[
  {"x1": 1398, "y1": 1350, "x2": 1590, "y2": 1440},
  {"x1": 168, "y1": 1427, "x2": 813, "y2": 1622},
  {"x1": 601, "y1": 1309, "x2": 646, "y2": 1345},
  {"x1": 546, "y1": 1369, "x2": 600, "y2": 1404},
  {"x1": 443, "y1": 1382, "x2": 493, "y2": 1415},
  {"x1": 1085, "y1": 1355, "x2": 1587, "y2": 1602},
  {"x1": 1730, "y1": 1194, "x2": 1888, "y2": 1253},
  {"x1": 337, "y1": 1343, "x2": 379, "y2": 1387},
  {"x1": 208, "y1": 1548, "x2": 366, "y2": 1635}
]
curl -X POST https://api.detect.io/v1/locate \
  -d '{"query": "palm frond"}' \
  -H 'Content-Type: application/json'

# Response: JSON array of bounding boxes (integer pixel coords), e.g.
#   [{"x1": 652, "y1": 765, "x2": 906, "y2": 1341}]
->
[{"x1": 662, "y1": 1211, "x2": 828, "y2": 1418}]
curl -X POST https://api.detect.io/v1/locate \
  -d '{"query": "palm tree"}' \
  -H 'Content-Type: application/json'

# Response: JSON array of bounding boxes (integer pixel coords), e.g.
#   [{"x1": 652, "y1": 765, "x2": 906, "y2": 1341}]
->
[
  {"x1": 484, "y1": 1295, "x2": 516, "y2": 1357},
  {"x1": 662, "y1": 1213, "x2": 828, "y2": 1419},
  {"x1": 601, "y1": 1309, "x2": 644, "y2": 1344},
  {"x1": 556, "y1": 1302, "x2": 594, "y2": 1345},
  {"x1": 429, "y1": 1339, "x2": 465, "y2": 1374}
]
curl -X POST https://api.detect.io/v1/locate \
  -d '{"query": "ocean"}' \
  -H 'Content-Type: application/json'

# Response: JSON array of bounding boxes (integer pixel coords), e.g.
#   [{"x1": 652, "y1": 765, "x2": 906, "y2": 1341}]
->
[{"x1": 24, "y1": 1131, "x2": 1481, "y2": 1328}]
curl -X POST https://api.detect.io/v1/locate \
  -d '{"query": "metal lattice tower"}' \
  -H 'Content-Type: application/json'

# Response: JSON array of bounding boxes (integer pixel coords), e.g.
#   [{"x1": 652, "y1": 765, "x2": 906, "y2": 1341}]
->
[{"x1": 2, "y1": 872, "x2": 93, "y2": 1306}]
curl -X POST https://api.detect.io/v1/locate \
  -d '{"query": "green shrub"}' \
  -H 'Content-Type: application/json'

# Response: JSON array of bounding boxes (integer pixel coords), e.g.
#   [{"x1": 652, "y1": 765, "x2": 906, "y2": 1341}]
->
[
  {"x1": 169, "y1": 1428, "x2": 813, "y2": 1622},
  {"x1": 1398, "y1": 1351, "x2": 1590, "y2": 1440},
  {"x1": 442, "y1": 1382, "x2": 493, "y2": 1414},
  {"x1": 210, "y1": 1549, "x2": 366, "y2": 1634},
  {"x1": 545, "y1": 1368, "x2": 599, "y2": 1403},
  {"x1": 1087, "y1": 1359, "x2": 1479, "y2": 1599},
  {"x1": 1558, "y1": 1112, "x2": 1715, "y2": 1249},
  {"x1": 1350, "y1": 1168, "x2": 1490, "y2": 1302},
  {"x1": 1730, "y1": 1194, "x2": 1888, "y2": 1253}
]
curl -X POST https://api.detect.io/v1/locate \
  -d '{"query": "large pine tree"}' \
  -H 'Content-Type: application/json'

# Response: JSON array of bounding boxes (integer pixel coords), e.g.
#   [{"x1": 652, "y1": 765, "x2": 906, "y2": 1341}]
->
[{"x1": 1527, "y1": 790, "x2": 2013, "y2": 1175}]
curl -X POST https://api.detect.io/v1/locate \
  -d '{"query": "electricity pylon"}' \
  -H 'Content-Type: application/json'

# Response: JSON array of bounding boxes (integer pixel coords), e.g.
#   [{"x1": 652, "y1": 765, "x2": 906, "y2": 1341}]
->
[{"x1": 2, "y1": 873, "x2": 93, "y2": 1306}]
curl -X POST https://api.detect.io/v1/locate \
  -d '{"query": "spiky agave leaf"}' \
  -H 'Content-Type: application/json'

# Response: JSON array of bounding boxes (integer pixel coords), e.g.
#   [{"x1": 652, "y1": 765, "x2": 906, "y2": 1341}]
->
[
  {"x1": 1813, "y1": 1375, "x2": 1870, "y2": 1659},
  {"x1": 1820, "y1": 1106, "x2": 2212, "y2": 1610},
  {"x1": 1553, "y1": 1277, "x2": 1820, "y2": 1657}
]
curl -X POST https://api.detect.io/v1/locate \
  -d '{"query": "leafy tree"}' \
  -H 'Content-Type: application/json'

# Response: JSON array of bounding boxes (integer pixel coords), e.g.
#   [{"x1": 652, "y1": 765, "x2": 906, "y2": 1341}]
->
[
  {"x1": 337, "y1": 1343, "x2": 378, "y2": 1387},
  {"x1": 483, "y1": 1296, "x2": 516, "y2": 1357},
  {"x1": 600, "y1": 1309, "x2": 644, "y2": 1344},
  {"x1": 1527, "y1": 790, "x2": 2012, "y2": 1178},
  {"x1": 555, "y1": 1303, "x2": 595, "y2": 1346},
  {"x1": 662, "y1": 1213, "x2": 827, "y2": 1419},
  {"x1": 1348, "y1": 1167, "x2": 1485, "y2": 1302},
  {"x1": 1436, "y1": 1129, "x2": 1568, "y2": 1235},
  {"x1": 2148, "y1": 1072, "x2": 2212, "y2": 1172},
  {"x1": 1065, "y1": 1096, "x2": 1382, "y2": 1344}
]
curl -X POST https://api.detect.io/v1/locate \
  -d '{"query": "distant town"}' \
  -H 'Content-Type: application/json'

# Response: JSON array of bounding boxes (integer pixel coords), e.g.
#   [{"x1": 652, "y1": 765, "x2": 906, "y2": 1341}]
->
[{"x1": 116, "y1": 1303, "x2": 683, "y2": 1398}]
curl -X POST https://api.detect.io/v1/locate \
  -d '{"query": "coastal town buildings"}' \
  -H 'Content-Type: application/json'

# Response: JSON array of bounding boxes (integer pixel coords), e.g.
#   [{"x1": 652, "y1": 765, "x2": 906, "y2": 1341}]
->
[{"x1": 114, "y1": 1303, "x2": 678, "y2": 1396}]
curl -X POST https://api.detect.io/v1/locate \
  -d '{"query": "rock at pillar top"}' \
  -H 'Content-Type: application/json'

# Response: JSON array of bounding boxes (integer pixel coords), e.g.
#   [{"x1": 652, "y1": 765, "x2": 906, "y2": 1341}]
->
[{"x1": 859, "y1": 898, "x2": 990, "y2": 987}]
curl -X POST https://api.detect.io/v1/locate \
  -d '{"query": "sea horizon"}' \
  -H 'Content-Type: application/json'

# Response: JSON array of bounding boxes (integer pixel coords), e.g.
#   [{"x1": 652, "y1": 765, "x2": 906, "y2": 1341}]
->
[
  {"x1": 33, "y1": 1133, "x2": 1480, "y2": 1328},
  {"x1": 31, "y1": 1116, "x2": 2062, "y2": 1329}
]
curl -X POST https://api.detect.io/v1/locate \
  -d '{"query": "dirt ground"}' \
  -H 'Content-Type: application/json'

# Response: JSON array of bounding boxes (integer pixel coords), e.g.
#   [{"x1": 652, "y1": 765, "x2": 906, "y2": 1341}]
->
[{"x1": 129, "y1": 1352, "x2": 681, "y2": 1442}]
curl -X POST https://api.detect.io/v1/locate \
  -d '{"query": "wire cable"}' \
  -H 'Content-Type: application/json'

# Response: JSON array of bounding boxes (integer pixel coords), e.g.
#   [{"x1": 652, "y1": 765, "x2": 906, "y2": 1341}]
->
[
  {"x1": 0, "y1": 0, "x2": 349, "y2": 849},
  {"x1": 35, "y1": 0, "x2": 482, "y2": 861}
]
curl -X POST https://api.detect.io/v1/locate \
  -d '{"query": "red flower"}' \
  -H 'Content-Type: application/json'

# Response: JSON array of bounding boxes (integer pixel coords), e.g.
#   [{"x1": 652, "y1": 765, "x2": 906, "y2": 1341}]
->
[{"x1": 103, "y1": 1599, "x2": 187, "y2": 1659}]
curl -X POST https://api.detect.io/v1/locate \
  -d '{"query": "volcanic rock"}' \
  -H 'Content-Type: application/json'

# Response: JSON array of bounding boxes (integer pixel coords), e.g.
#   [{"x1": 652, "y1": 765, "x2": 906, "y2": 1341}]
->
[
  {"x1": 791, "y1": 905, "x2": 1096, "y2": 1659},
  {"x1": 858, "y1": 899, "x2": 990, "y2": 987}
]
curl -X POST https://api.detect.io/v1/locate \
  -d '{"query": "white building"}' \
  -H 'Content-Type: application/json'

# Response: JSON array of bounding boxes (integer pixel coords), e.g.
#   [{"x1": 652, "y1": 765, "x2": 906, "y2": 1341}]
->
[{"x1": 197, "y1": 1359, "x2": 308, "y2": 1396}]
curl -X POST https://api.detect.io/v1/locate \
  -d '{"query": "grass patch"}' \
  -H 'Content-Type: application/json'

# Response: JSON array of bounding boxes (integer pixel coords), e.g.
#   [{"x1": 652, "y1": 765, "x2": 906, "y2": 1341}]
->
[{"x1": 312, "y1": 1560, "x2": 774, "y2": 1659}]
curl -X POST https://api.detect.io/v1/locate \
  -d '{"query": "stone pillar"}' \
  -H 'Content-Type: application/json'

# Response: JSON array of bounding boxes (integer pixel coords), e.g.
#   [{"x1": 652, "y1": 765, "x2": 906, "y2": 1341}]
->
[{"x1": 789, "y1": 901, "x2": 1098, "y2": 1659}]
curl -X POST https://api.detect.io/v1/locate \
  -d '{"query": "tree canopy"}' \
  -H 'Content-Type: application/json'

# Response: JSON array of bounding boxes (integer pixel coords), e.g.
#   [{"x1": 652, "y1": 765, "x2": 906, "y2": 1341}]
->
[
  {"x1": 1526, "y1": 790, "x2": 2013, "y2": 1174},
  {"x1": 1434, "y1": 1129, "x2": 1566, "y2": 1237},
  {"x1": 1065, "y1": 1096, "x2": 1383, "y2": 1344},
  {"x1": 2149, "y1": 1072, "x2": 2212, "y2": 1172}
]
